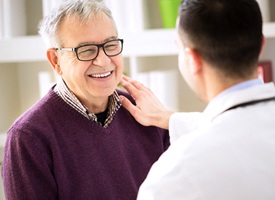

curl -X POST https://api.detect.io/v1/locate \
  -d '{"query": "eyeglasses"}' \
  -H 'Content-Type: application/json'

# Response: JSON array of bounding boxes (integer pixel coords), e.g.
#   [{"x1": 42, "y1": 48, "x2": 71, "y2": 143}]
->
[{"x1": 55, "y1": 39, "x2": 124, "y2": 61}]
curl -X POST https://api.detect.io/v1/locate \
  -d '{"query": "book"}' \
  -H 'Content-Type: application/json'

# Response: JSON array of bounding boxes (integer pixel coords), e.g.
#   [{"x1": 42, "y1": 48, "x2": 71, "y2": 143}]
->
[
  {"x1": 104, "y1": 0, "x2": 145, "y2": 33},
  {"x1": 2, "y1": 0, "x2": 26, "y2": 38},
  {"x1": 0, "y1": 0, "x2": 3, "y2": 38},
  {"x1": 1, "y1": 0, "x2": 61, "y2": 38}
]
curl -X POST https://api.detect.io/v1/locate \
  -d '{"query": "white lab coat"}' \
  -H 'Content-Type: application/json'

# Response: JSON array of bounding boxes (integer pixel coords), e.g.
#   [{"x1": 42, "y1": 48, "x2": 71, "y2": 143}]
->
[{"x1": 137, "y1": 83, "x2": 275, "y2": 200}]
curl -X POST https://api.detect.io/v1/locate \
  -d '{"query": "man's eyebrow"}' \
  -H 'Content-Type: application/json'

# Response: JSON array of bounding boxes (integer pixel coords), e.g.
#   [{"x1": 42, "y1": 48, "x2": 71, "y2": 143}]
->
[{"x1": 77, "y1": 36, "x2": 119, "y2": 46}]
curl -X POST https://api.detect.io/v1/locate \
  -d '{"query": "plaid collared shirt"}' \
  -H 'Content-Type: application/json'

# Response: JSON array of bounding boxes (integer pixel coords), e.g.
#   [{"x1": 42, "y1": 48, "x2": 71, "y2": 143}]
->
[{"x1": 53, "y1": 79, "x2": 122, "y2": 128}]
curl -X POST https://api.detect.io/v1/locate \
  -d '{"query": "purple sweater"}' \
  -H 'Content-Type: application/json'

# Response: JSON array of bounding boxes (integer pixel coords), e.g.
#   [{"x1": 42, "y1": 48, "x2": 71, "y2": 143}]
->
[{"x1": 2, "y1": 89, "x2": 170, "y2": 200}]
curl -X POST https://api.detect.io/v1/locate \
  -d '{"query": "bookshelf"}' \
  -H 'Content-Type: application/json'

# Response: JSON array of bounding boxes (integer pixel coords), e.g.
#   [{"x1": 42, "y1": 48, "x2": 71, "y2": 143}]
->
[{"x1": 0, "y1": 0, "x2": 275, "y2": 140}]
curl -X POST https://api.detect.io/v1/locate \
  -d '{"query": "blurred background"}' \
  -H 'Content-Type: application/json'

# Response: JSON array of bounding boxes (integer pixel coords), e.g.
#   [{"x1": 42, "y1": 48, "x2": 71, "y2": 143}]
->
[{"x1": 0, "y1": 0, "x2": 274, "y2": 198}]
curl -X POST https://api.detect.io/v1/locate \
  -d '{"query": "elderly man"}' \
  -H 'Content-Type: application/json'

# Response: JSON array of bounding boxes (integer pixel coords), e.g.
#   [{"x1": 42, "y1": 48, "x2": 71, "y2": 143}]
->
[{"x1": 1, "y1": 1, "x2": 169, "y2": 199}]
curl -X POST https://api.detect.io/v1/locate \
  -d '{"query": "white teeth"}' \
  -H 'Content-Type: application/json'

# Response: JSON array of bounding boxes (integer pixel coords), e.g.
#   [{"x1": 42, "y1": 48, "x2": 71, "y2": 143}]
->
[{"x1": 91, "y1": 71, "x2": 111, "y2": 78}]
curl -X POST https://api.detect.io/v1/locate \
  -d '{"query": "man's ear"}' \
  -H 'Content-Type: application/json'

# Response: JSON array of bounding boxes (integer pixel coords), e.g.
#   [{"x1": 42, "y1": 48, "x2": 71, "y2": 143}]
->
[
  {"x1": 259, "y1": 35, "x2": 266, "y2": 58},
  {"x1": 185, "y1": 47, "x2": 203, "y2": 74},
  {"x1": 47, "y1": 48, "x2": 62, "y2": 75}
]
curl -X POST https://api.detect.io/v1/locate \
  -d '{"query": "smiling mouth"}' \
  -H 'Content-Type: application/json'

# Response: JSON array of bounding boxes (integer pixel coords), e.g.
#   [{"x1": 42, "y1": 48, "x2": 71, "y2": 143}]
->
[{"x1": 89, "y1": 71, "x2": 113, "y2": 78}]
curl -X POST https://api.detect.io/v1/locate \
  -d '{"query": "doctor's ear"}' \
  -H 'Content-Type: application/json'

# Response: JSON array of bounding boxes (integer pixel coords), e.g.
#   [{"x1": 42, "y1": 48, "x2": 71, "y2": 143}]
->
[
  {"x1": 184, "y1": 47, "x2": 203, "y2": 74},
  {"x1": 259, "y1": 35, "x2": 266, "y2": 58},
  {"x1": 47, "y1": 48, "x2": 62, "y2": 75}
]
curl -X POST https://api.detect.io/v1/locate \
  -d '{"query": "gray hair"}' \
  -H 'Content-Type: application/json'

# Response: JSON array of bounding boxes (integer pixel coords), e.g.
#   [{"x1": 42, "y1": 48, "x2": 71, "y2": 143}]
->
[{"x1": 38, "y1": 0, "x2": 117, "y2": 48}]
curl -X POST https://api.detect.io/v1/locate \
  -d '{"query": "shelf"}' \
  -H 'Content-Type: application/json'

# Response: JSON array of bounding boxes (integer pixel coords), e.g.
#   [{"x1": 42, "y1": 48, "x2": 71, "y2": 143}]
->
[
  {"x1": 0, "y1": 35, "x2": 46, "y2": 63},
  {"x1": 122, "y1": 29, "x2": 178, "y2": 57},
  {"x1": 0, "y1": 29, "x2": 177, "y2": 62},
  {"x1": 1, "y1": 23, "x2": 275, "y2": 63}
]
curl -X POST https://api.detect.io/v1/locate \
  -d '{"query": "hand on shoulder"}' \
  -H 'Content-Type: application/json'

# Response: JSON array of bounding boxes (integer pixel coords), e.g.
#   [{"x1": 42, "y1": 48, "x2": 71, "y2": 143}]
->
[{"x1": 119, "y1": 75, "x2": 174, "y2": 129}]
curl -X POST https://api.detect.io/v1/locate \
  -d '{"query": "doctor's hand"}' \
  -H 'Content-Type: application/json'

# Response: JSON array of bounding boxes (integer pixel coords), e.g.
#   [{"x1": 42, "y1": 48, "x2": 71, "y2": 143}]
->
[{"x1": 119, "y1": 75, "x2": 174, "y2": 130}]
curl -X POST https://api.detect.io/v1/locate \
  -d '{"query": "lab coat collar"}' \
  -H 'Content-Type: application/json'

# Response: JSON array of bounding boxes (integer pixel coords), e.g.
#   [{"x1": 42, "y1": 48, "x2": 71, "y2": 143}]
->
[{"x1": 203, "y1": 82, "x2": 275, "y2": 122}]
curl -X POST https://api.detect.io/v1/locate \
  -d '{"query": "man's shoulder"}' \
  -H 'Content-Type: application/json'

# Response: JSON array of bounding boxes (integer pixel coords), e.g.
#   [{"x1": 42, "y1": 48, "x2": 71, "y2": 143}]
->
[{"x1": 9, "y1": 90, "x2": 62, "y2": 132}]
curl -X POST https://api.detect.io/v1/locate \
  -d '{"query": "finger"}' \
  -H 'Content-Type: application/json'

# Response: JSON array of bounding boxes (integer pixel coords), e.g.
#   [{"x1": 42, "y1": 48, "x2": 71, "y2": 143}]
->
[
  {"x1": 130, "y1": 79, "x2": 146, "y2": 91},
  {"x1": 121, "y1": 75, "x2": 147, "y2": 90},
  {"x1": 121, "y1": 74, "x2": 131, "y2": 82},
  {"x1": 123, "y1": 78, "x2": 153, "y2": 97},
  {"x1": 120, "y1": 95, "x2": 143, "y2": 119},
  {"x1": 120, "y1": 78, "x2": 139, "y2": 96},
  {"x1": 121, "y1": 75, "x2": 137, "y2": 87}
]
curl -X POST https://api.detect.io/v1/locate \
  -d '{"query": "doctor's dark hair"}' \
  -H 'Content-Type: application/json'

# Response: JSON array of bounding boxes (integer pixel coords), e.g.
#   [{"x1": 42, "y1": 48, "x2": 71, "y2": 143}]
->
[{"x1": 178, "y1": 0, "x2": 263, "y2": 78}]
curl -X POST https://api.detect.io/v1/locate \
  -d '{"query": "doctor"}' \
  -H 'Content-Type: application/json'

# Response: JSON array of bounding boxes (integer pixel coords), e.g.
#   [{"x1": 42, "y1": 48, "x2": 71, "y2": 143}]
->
[{"x1": 120, "y1": 0, "x2": 275, "y2": 199}]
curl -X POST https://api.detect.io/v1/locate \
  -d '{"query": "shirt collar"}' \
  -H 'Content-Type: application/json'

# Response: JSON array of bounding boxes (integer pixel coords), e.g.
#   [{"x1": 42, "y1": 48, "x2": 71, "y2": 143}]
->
[
  {"x1": 216, "y1": 78, "x2": 263, "y2": 99},
  {"x1": 54, "y1": 79, "x2": 122, "y2": 128}
]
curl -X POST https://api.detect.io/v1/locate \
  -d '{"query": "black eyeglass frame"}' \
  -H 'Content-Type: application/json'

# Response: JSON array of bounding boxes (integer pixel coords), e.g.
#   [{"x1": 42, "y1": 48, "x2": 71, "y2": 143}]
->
[{"x1": 54, "y1": 39, "x2": 124, "y2": 61}]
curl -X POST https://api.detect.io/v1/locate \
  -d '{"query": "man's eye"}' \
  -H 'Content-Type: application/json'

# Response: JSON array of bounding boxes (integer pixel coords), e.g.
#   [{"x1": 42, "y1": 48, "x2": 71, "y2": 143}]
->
[
  {"x1": 79, "y1": 48, "x2": 97, "y2": 55},
  {"x1": 105, "y1": 44, "x2": 117, "y2": 50},
  {"x1": 105, "y1": 44, "x2": 118, "y2": 50}
]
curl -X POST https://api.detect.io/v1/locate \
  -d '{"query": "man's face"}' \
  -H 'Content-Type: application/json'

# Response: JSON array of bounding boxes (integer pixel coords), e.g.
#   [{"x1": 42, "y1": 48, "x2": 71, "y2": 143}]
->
[{"x1": 57, "y1": 12, "x2": 123, "y2": 105}]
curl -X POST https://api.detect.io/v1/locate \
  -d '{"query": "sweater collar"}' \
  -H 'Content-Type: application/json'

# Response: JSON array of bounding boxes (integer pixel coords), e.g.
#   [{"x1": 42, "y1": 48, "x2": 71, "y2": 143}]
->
[{"x1": 53, "y1": 79, "x2": 122, "y2": 128}]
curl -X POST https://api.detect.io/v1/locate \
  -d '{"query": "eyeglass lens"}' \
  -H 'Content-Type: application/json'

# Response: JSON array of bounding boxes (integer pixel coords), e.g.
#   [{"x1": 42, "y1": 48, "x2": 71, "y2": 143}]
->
[{"x1": 77, "y1": 40, "x2": 122, "y2": 61}]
